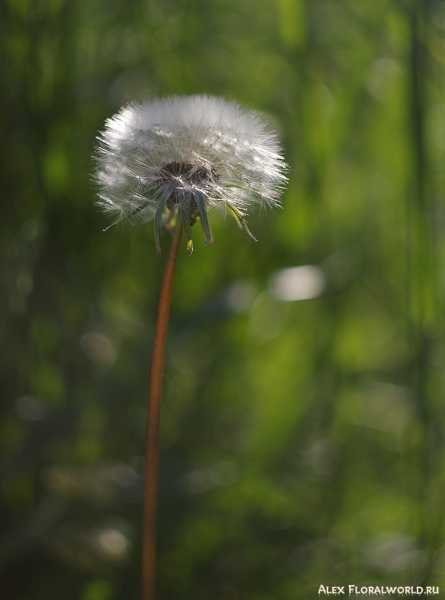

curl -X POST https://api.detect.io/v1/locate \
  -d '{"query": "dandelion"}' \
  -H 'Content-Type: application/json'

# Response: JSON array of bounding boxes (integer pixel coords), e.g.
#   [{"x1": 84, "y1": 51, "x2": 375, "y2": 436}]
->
[
  {"x1": 94, "y1": 95, "x2": 288, "y2": 255},
  {"x1": 93, "y1": 95, "x2": 288, "y2": 600}
]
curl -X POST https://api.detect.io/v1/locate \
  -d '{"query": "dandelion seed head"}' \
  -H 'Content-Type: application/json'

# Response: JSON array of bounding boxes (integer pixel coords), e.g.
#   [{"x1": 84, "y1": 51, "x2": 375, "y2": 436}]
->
[{"x1": 93, "y1": 95, "x2": 288, "y2": 254}]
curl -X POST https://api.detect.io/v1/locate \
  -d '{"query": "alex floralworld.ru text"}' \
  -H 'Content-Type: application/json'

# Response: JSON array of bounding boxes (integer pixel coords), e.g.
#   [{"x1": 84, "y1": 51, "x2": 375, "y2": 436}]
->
[{"x1": 318, "y1": 585, "x2": 439, "y2": 596}]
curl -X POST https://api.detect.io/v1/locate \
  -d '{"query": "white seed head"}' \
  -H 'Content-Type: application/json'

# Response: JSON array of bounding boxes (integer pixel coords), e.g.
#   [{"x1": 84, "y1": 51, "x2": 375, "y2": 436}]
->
[{"x1": 93, "y1": 95, "x2": 288, "y2": 255}]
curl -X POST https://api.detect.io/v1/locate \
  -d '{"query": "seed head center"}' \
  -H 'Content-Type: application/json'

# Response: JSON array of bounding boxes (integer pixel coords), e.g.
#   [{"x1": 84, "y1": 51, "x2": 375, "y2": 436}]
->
[{"x1": 158, "y1": 161, "x2": 218, "y2": 193}]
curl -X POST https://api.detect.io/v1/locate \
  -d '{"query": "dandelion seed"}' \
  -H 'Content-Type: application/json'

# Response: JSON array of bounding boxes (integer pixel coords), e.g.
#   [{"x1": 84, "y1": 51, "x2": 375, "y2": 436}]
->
[{"x1": 94, "y1": 95, "x2": 288, "y2": 255}]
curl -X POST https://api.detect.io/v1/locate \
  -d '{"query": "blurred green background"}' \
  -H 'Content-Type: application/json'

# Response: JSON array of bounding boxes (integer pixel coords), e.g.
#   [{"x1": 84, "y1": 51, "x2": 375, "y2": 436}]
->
[{"x1": 2, "y1": 0, "x2": 445, "y2": 598}]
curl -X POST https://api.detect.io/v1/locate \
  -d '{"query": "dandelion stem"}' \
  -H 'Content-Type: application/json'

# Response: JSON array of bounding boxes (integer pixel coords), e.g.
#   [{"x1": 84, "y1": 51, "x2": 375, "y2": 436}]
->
[{"x1": 142, "y1": 220, "x2": 183, "y2": 600}]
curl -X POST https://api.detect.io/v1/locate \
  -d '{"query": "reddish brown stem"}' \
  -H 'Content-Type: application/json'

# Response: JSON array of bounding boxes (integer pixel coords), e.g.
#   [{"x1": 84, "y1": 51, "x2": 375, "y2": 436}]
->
[{"x1": 142, "y1": 222, "x2": 183, "y2": 600}]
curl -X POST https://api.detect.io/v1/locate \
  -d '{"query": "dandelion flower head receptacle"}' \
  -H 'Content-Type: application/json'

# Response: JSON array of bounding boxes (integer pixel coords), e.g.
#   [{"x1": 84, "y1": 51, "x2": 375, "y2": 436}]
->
[{"x1": 94, "y1": 95, "x2": 288, "y2": 255}]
